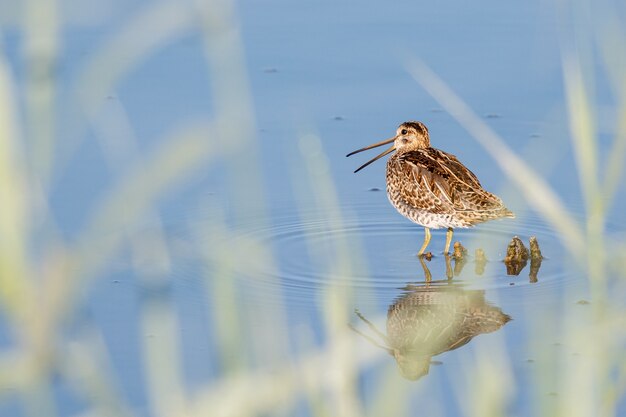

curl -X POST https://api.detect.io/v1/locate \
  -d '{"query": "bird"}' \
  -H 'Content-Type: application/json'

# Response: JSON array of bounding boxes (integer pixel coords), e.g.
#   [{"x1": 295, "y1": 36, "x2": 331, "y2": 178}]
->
[
  {"x1": 351, "y1": 282, "x2": 511, "y2": 380},
  {"x1": 347, "y1": 121, "x2": 514, "y2": 256}
]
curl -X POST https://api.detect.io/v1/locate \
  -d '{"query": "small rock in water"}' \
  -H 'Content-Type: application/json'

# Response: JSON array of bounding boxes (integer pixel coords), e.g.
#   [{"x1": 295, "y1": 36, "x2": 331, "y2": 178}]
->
[
  {"x1": 504, "y1": 236, "x2": 529, "y2": 275},
  {"x1": 504, "y1": 236, "x2": 529, "y2": 263},
  {"x1": 527, "y1": 236, "x2": 543, "y2": 282},
  {"x1": 529, "y1": 236, "x2": 543, "y2": 260},
  {"x1": 263, "y1": 67, "x2": 278, "y2": 73},
  {"x1": 509, "y1": 282, "x2": 515, "y2": 286},
  {"x1": 368, "y1": 187, "x2": 381, "y2": 192},
  {"x1": 485, "y1": 113, "x2": 501, "y2": 119},
  {"x1": 333, "y1": 116, "x2": 345, "y2": 121}
]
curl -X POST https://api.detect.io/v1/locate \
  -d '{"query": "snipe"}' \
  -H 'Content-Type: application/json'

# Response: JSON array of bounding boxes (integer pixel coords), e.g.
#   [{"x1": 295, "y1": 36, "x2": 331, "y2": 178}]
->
[{"x1": 347, "y1": 121, "x2": 514, "y2": 256}]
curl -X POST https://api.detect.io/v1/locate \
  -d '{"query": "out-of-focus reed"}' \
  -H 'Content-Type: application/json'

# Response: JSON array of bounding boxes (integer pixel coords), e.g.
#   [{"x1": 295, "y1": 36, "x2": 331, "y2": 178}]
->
[{"x1": 0, "y1": 0, "x2": 625, "y2": 416}]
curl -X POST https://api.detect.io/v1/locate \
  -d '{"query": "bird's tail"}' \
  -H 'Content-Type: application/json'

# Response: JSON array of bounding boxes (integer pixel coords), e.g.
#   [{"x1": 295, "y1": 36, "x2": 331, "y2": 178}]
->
[{"x1": 502, "y1": 208, "x2": 515, "y2": 218}]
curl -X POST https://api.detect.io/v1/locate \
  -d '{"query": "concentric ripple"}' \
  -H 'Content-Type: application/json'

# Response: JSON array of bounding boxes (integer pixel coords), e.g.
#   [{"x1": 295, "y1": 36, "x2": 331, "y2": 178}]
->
[{"x1": 180, "y1": 199, "x2": 591, "y2": 308}]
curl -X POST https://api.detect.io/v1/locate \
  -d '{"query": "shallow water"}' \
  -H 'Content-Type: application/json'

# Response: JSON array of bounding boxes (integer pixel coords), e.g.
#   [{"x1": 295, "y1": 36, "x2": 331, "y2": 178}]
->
[{"x1": 1, "y1": 0, "x2": 626, "y2": 416}]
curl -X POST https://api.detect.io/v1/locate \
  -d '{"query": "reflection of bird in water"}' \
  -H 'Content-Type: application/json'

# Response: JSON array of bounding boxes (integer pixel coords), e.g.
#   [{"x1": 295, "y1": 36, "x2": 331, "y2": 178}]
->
[
  {"x1": 352, "y1": 281, "x2": 511, "y2": 380},
  {"x1": 347, "y1": 121, "x2": 514, "y2": 256}
]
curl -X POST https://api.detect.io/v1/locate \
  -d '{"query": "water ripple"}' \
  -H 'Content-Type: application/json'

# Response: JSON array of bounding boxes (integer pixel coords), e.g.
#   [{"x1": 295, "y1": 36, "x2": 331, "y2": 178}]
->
[{"x1": 182, "y1": 200, "x2": 590, "y2": 308}]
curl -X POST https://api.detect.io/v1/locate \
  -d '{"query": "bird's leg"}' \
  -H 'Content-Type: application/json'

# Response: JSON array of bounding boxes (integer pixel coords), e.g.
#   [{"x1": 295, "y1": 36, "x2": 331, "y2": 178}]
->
[
  {"x1": 417, "y1": 227, "x2": 431, "y2": 256},
  {"x1": 444, "y1": 227, "x2": 454, "y2": 255},
  {"x1": 444, "y1": 253, "x2": 453, "y2": 280},
  {"x1": 418, "y1": 255, "x2": 433, "y2": 283}
]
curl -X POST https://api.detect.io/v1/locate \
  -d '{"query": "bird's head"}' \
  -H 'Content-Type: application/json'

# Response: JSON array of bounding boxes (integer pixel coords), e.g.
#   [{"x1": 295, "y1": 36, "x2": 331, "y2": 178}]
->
[{"x1": 346, "y1": 121, "x2": 431, "y2": 173}]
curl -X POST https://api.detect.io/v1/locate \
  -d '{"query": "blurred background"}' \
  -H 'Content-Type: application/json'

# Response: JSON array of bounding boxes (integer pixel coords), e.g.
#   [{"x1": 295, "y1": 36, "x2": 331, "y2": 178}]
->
[{"x1": 1, "y1": 0, "x2": 625, "y2": 416}]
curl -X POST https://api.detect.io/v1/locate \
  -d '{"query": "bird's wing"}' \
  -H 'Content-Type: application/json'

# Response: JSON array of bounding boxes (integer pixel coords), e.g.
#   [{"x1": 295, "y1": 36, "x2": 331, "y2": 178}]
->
[
  {"x1": 398, "y1": 149, "x2": 504, "y2": 213},
  {"x1": 390, "y1": 151, "x2": 458, "y2": 214},
  {"x1": 403, "y1": 149, "x2": 482, "y2": 189}
]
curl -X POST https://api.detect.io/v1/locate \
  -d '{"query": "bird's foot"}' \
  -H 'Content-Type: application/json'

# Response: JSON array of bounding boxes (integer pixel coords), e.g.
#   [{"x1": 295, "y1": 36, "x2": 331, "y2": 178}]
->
[{"x1": 417, "y1": 251, "x2": 433, "y2": 261}]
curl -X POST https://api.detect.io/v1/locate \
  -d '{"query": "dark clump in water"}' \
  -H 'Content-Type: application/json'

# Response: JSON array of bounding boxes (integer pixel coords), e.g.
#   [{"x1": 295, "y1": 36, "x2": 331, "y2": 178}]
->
[
  {"x1": 504, "y1": 236, "x2": 529, "y2": 263},
  {"x1": 452, "y1": 241, "x2": 467, "y2": 259},
  {"x1": 529, "y1": 236, "x2": 543, "y2": 260},
  {"x1": 529, "y1": 236, "x2": 543, "y2": 282},
  {"x1": 500, "y1": 236, "x2": 544, "y2": 280},
  {"x1": 451, "y1": 242, "x2": 468, "y2": 276},
  {"x1": 504, "y1": 236, "x2": 529, "y2": 276}
]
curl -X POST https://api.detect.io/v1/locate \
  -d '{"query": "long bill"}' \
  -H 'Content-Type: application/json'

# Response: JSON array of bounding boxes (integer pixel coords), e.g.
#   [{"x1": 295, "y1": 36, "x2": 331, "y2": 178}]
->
[{"x1": 346, "y1": 137, "x2": 396, "y2": 173}]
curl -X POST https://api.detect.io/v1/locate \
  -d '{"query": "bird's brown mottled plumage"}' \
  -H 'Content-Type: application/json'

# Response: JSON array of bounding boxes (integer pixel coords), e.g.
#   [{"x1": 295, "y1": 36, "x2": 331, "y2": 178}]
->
[
  {"x1": 351, "y1": 282, "x2": 511, "y2": 381},
  {"x1": 387, "y1": 147, "x2": 513, "y2": 227},
  {"x1": 386, "y1": 284, "x2": 511, "y2": 380},
  {"x1": 347, "y1": 121, "x2": 514, "y2": 255}
]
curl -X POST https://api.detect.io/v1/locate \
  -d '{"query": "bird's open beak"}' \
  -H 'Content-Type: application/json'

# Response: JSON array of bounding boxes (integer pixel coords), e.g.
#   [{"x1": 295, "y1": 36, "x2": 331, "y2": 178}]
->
[{"x1": 346, "y1": 137, "x2": 396, "y2": 173}]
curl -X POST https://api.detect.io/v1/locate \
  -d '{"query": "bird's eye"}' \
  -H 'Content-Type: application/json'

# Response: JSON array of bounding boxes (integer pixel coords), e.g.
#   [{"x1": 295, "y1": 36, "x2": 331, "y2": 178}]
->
[{"x1": 401, "y1": 129, "x2": 408, "y2": 135}]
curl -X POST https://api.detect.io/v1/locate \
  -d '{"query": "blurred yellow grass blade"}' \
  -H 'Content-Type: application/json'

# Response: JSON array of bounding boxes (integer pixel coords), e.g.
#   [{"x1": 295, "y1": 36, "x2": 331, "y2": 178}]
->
[
  {"x1": 65, "y1": 2, "x2": 195, "y2": 165},
  {"x1": 70, "y1": 123, "x2": 215, "y2": 296},
  {"x1": 23, "y1": 0, "x2": 59, "y2": 183},
  {"x1": 0, "y1": 52, "x2": 35, "y2": 320},
  {"x1": 561, "y1": 53, "x2": 603, "y2": 224},
  {"x1": 556, "y1": 8, "x2": 608, "y2": 297},
  {"x1": 406, "y1": 59, "x2": 585, "y2": 256},
  {"x1": 561, "y1": 51, "x2": 599, "y2": 197},
  {"x1": 60, "y1": 335, "x2": 134, "y2": 417},
  {"x1": 141, "y1": 301, "x2": 187, "y2": 417},
  {"x1": 595, "y1": 16, "x2": 626, "y2": 215},
  {"x1": 601, "y1": 102, "x2": 626, "y2": 212},
  {"x1": 458, "y1": 340, "x2": 514, "y2": 417},
  {"x1": 24, "y1": 0, "x2": 59, "y2": 184},
  {"x1": 186, "y1": 330, "x2": 383, "y2": 417},
  {"x1": 75, "y1": 1, "x2": 194, "y2": 113},
  {"x1": 296, "y1": 134, "x2": 363, "y2": 417}
]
